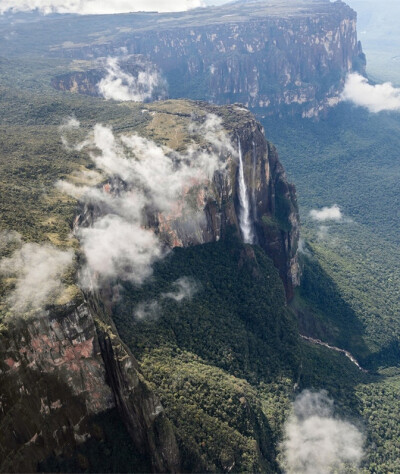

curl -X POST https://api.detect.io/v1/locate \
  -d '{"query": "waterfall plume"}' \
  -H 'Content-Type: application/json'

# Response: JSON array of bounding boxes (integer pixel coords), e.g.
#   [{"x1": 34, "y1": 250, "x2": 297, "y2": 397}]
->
[
  {"x1": 237, "y1": 140, "x2": 254, "y2": 244},
  {"x1": 251, "y1": 140, "x2": 258, "y2": 222}
]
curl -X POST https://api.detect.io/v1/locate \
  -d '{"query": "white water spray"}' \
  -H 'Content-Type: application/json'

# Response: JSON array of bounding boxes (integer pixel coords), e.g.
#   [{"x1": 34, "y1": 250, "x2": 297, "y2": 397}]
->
[
  {"x1": 237, "y1": 140, "x2": 254, "y2": 244},
  {"x1": 251, "y1": 141, "x2": 258, "y2": 222}
]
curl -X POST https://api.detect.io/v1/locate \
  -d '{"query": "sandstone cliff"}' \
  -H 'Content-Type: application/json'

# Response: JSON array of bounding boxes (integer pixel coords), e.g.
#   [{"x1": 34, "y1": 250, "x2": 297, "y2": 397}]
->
[
  {"x1": 0, "y1": 299, "x2": 180, "y2": 473},
  {"x1": 49, "y1": 0, "x2": 366, "y2": 117},
  {"x1": 0, "y1": 100, "x2": 299, "y2": 471},
  {"x1": 75, "y1": 101, "x2": 300, "y2": 297}
]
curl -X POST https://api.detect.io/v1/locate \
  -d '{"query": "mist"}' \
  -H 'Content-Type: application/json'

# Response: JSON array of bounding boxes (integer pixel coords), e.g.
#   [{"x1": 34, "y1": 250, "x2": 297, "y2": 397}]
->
[
  {"x1": 97, "y1": 57, "x2": 166, "y2": 103},
  {"x1": 133, "y1": 276, "x2": 199, "y2": 321},
  {"x1": 162, "y1": 277, "x2": 199, "y2": 302},
  {"x1": 280, "y1": 390, "x2": 364, "y2": 474},
  {"x1": 134, "y1": 300, "x2": 160, "y2": 321},
  {"x1": 0, "y1": 230, "x2": 22, "y2": 253},
  {"x1": 0, "y1": 0, "x2": 204, "y2": 15},
  {"x1": 58, "y1": 114, "x2": 232, "y2": 289},
  {"x1": 342, "y1": 73, "x2": 400, "y2": 113},
  {"x1": 309, "y1": 204, "x2": 342, "y2": 222},
  {"x1": 78, "y1": 214, "x2": 163, "y2": 288},
  {"x1": 0, "y1": 243, "x2": 74, "y2": 314}
]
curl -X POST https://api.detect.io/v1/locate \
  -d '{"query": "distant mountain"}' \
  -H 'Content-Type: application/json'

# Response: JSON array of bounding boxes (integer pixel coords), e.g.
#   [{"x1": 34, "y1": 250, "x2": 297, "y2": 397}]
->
[
  {"x1": 0, "y1": 0, "x2": 365, "y2": 117},
  {"x1": 2, "y1": 1, "x2": 400, "y2": 472}
]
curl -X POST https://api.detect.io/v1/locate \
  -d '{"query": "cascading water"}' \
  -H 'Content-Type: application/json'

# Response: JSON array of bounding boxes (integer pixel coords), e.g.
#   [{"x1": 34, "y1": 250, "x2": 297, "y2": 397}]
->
[
  {"x1": 251, "y1": 141, "x2": 258, "y2": 222},
  {"x1": 237, "y1": 140, "x2": 254, "y2": 244}
]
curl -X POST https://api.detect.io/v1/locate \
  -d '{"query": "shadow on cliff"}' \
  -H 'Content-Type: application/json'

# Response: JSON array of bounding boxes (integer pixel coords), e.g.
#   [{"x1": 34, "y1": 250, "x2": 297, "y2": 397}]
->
[
  {"x1": 111, "y1": 231, "x2": 300, "y2": 472},
  {"x1": 38, "y1": 408, "x2": 149, "y2": 473}
]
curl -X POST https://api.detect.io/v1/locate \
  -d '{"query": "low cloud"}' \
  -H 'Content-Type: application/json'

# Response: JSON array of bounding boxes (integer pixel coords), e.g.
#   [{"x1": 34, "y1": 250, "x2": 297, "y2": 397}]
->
[
  {"x1": 342, "y1": 73, "x2": 400, "y2": 113},
  {"x1": 97, "y1": 57, "x2": 167, "y2": 103},
  {"x1": 280, "y1": 390, "x2": 364, "y2": 474},
  {"x1": 309, "y1": 204, "x2": 342, "y2": 222},
  {"x1": 78, "y1": 214, "x2": 163, "y2": 288},
  {"x1": 317, "y1": 225, "x2": 330, "y2": 241},
  {"x1": 134, "y1": 300, "x2": 160, "y2": 321},
  {"x1": 58, "y1": 114, "x2": 230, "y2": 288},
  {"x1": 189, "y1": 113, "x2": 236, "y2": 157},
  {"x1": 0, "y1": 243, "x2": 74, "y2": 314},
  {"x1": 162, "y1": 276, "x2": 199, "y2": 302},
  {"x1": 59, "y1": 117, "x2": 89, "y2": 151},
  {"x1": 60, "y1": 116, "x2": 80, "y2": 130},
  {"x1": 0, "y1": 0, "x2": 204, "y2": 15},
  {"x1": 298, "y1": 238, "x2": 312, "y2": 257},
  {"x1": 133, "y1": 276, "x2": 199, "y2": 321}
]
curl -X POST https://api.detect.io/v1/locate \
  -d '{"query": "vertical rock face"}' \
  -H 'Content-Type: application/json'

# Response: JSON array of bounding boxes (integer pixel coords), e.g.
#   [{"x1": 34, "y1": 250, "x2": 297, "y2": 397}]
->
[
  {"x1": 0, "y1": 101, "x2": 298, "y2": 472},
  {"x1": 0, "y1": 300, "x2": 180, "y2": 473},
  {"x1": 153, "y1": 104, "x2": 300, "y2": 297},
  {"x1": 76, "y1": 103, "x2": 300, "y2": 297},
  {"x1": 50, "y1": 1, "x2": 365, "y2": 117}
]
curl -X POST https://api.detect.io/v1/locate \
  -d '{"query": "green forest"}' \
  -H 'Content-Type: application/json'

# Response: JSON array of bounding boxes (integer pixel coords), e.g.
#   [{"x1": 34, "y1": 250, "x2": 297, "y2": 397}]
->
[{"x1": 1, "y1": 26, "x2": 400, "y2": 471}]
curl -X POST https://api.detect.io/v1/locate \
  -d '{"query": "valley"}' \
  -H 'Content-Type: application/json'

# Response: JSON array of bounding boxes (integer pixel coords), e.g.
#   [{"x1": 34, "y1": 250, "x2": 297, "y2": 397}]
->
[{"x1": 0, "y1": 0, "x2": 400, "y2": 472}]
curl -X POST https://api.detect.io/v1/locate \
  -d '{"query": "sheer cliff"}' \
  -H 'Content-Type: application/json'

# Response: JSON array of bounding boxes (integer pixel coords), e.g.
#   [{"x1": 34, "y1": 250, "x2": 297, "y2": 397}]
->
[
  {"x1": 0, "y1": 99, "x2": 299, "y2": 472},
  {"x1": 44, "y1": 0, "x2": 365, "y2": 117},
  {"x1": 75, "y1": 101, "x2": 300, "y2": 297},
  {"x1": 0, "y1": 300, "x2": 180, "y2": 473}
]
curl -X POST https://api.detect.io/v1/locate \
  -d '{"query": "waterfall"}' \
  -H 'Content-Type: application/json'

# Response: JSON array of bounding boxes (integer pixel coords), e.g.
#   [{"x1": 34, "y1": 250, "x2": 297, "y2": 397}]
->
[
  {"x1": 251, "y1": 141, "x2": 258, "y2": 222},
  {"x1": 237, "y1": 140, "x2": 254, "y2": 244}
]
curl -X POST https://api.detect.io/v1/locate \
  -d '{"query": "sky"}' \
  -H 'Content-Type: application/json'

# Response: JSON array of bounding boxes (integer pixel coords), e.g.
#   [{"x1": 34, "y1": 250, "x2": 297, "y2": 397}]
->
[
  {"x1": 0, "y1": 0, "x2": 394, "y2": 18},
  {"x1": 0, "y1": 0, "x2": 206, "y2": 14}
]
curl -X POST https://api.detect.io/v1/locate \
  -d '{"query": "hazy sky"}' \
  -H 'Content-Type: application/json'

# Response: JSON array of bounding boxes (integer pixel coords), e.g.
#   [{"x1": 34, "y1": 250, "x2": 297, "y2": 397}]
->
[
  {"x1": 0, "y1": 0, "x2": 205, "y2": 14},
  {"x1": 0, "y1": 0, "x2": 395, "y2": 17}
]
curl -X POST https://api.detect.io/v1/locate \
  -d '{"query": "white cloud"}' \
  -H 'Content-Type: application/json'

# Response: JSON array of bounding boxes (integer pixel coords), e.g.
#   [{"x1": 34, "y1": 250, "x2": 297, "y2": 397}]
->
[
  {"x1": 0, "y1": 243, "x2": 74, "y2": 314},
  {"x1": 59, "y1": 117, "x2": 90, "y2": 151},
  {"x1": 88, "y1": 116, "x2": 230, "y2": 213},
  {"x1": 134, "y1": 300, "x2": 160, "y2": 321},
  {"x1": 189, "y1": 113, "x2": 236, "y2": 157},
  {"x1": 97, "y1": 57, "x2": 166, "y2": 103},
  {"x1": 58, "y1": 114, "x2": 231, "y2": 288},
  {"x1": 309, "y1": 204, "x2": 342, "y2": 222},
  {"x1": 317, "y1": 225, "x2": 330, "y2": 241},
  {"x1": 162, "y1": 276, "x2": 199, "y2": 302},
  {"x1": 280, "y1": 390, "x2": 364, "y2": 474},
  {"x1": 119, "y1": 135, "x2": 222, "y2": 213},
  {"x1": 60, "y1": 116, "x2": 80, "y2": 130},
  {"x1": 133, "y1": 277, "x2": 199, "y2": 321},
  {"x1": 342, "y1": 73, "x2": 400, "y2": 113},
  {"x1": 56, "y1": 180, "x2": 146, "y2": 221},
  {"x1": 77, "y1": 214, "x2": 163, "y2": 288},
  {"x1": 298, "y1": 238, "x2": 312, "y2": 257},
  {"x1": 0, "y1": 0, "x2": 204, "y2": 15}
]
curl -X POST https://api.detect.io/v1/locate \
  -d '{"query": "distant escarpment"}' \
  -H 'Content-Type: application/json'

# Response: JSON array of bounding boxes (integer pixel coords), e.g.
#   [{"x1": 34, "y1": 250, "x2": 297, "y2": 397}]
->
[{"x1": 50, "y1": 0, "x2": 365, "y2": 117}]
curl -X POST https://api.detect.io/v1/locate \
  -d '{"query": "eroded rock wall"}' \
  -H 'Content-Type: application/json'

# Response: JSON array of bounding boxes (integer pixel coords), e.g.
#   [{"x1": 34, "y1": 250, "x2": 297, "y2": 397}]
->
[
  {"x1": 51, "y1": 1, "x2": 365, "y2": 117},
  {"x1": 0, "y1": 300, "x2": 180, "y2": 473}
]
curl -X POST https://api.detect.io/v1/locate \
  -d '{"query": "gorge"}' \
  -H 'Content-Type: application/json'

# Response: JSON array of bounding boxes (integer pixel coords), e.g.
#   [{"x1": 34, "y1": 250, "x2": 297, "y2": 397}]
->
[{"x1": 2, "y1": 0, "x2": 399, "y2": 472}]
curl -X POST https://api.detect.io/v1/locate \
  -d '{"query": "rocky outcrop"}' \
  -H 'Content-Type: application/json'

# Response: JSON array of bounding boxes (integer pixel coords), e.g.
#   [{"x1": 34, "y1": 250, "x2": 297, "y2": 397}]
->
[
  {"x1": 0, "y1": 100, "x2": 298, "y2": 472},
  {"x1": 0, "y1": 300, "x2": 180, "y2": 473},
  {"x1": 52, "y1": 55, "x2": 167, "y2": 101},
  {"x1": 50, "y1": 0, "x2": 365, "y2": 117},
  {"x1": 53, "y1": 69, "x2": 103, "y2": 97},
  {"x1": 76, "y1": 102, "x2": 300, "y2": 297}
]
